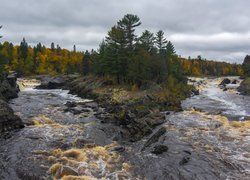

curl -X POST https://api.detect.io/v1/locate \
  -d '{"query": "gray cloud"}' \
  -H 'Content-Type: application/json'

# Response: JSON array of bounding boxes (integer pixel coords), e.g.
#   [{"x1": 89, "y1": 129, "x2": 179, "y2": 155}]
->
[{"x1": 0, "y1": 0, "x2": 250, "y2": 63}]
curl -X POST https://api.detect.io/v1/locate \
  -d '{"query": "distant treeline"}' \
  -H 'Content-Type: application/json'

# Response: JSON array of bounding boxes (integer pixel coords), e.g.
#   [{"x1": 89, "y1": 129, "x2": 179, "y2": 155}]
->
[
  {"x1": 0, "y1": 15, "x2": 243, "y2": 85},
  {"x1": 180, "y1": 58, "x2": 243, "y2": 76}
]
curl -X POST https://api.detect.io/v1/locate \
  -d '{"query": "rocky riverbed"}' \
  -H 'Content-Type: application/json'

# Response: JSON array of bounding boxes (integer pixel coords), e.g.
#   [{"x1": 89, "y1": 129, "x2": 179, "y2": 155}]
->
[{"x1": 0, "y1": 77, "x2": 249, "y2": 179}]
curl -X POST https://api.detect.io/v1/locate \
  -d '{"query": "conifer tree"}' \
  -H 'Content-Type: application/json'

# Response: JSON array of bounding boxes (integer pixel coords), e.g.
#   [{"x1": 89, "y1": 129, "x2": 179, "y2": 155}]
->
[{"x1": 118, "y1": 14, "x2": 141, "y2": 51}]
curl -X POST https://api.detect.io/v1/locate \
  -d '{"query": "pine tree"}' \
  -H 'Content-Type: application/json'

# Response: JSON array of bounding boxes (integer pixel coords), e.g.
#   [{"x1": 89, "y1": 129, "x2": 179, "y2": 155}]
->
[
  {"x1": 51, "y1": 42, "x2": 55, "y2": 51},
  {"x1": 0, "y1": 25, "x2": 2, "y2": 39},
  {"x1": 82, "y1": 50, "x2": 90, "y2": 75},
  {"x1": 137, "y1": 30, "x2": 155, "y2": 53},
  {"x1": 19, "y1": 38, "x2": 28, "y2": 60},
  {"x1": 104, "y1": 25, "x2": 127, "y2": 83},
  {"x1": 166, "y1": 41, "x2": 176, "y2": 56},
  {"x1": 155, "y1": 30, "x2": 167, "y2": 55},
  {"x1": 117, "y1": 14, "x2": 141, "y2": 51}
]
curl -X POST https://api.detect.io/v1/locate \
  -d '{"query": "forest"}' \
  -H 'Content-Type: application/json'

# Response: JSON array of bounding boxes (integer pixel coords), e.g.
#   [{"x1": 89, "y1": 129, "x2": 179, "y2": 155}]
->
[{"x1": 0, "y1": 15, "x2": 243, "y2": 86}]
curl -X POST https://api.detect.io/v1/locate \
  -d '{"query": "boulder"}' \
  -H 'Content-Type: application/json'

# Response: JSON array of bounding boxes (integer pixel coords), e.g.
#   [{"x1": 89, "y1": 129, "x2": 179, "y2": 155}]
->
[
  {"x1": 219, "y1": 78, "x2": 231, "y2": 86},
  {"x1": 0, "y1": 99, "x2": 24, "y2": 132},
  {"x1": 151, "y1": 144, "x2": 168, "y2": 154},
  {"x1": 231, "y1": 80, "x2": 238, "y2": 84},
  {"x1": 36, "y1": 76, "x2": 68, "y2": 89}
]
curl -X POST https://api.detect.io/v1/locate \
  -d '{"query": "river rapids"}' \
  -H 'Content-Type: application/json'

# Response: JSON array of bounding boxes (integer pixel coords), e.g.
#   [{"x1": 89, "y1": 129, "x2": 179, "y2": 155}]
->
[{"x1": 0, "y1": 77, "x2": 249, "y2": 180}]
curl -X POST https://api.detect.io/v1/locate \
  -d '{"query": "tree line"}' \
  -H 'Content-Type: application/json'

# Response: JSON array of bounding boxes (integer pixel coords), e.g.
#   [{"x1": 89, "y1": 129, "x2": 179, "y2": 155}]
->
[{"x1": 0, "y1": 15, "x2": 243, "y2": 85}]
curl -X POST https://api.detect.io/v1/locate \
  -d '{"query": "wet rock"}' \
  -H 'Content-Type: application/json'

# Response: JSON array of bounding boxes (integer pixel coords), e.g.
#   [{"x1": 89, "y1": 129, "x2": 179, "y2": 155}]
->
[
  {"x1": 223, "y1": 88, "x2": 228, "y2": 91},
  {"x1": 191, "y1": 89, "x2": 199, "y2": 95},
  {"x1": 151, "y1": 144, "x2": 168, "y2": 154},
  {"x1": 219, "y1": 78, "x2": 231, "y2": 86},
  {"x1": 142, "y1": 127, "x2": 166, "y2": 151},
  {"x1": 65, "y1": 101, "x2": 77, "y2": 108},
  {"x1": 55, "y1": 166, "x2": 78, "y2": 179},
  {"x1": 112, "y1": 146, "x2": 125, "y2": 152},
  {"x1": 179, "y1": 156, "x2": 191, "y2": 165},
  {"x1": 0, "y1": 80, "x2": 18, "y2": 100},
  {"x1": 36, "y1": 75, "x2": 68, "y2": 89},
  {"x1": 0, "y1": 99, "x2": 24, "y2": 132},
  {"x1": 231, "y1": 80, "x2": 238, "y2": 84}
]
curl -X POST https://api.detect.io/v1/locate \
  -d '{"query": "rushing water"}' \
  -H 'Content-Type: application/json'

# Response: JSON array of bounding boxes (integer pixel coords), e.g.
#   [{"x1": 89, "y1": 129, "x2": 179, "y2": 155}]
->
[{"x1": 0, "y1": 77, "x2": 249, "y2": 180}]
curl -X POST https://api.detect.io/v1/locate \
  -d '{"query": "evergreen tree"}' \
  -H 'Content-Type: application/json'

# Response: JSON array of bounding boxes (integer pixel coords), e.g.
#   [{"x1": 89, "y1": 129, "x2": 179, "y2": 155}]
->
[
  {"x1": 104, "y1": 25, "x2": 127, "y2": 83},
  {"x1": 155, "y1": 30, "x2": 167, "y2": 55},
  {"x1": 137, "y1": 30, "x2": 155, "y2": 53},
  {"x1": 117, "y1": 14, "x2": 141, "y2": 51},
  {"x1": 19, "y1": 38, "x2": 28, "y2": 60},
  {"x1": 0, "y1": 26, "x2": 2, "y2": 39},
  {"x1": 82, "y1": 50, "x2": 90, "y2": 75},
  {"x1": 166, "y1": 41, "x2": 176, "y2": 56},
  {"x1": 51, "y1": 42, "x2": 55, "y2": 51}
]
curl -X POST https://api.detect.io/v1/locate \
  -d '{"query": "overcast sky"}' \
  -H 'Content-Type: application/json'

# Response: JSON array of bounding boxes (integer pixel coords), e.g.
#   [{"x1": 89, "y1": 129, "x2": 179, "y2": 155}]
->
[{"x1": 0, "y1": 0, "x2": 249, "y2": 63}]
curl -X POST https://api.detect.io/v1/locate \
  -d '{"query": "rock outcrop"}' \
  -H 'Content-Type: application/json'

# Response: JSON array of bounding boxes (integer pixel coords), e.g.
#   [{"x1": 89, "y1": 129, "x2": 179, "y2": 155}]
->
[
  {"x1": 36, "y1": 75, "x2": 69, "y2": 89},
  {"x1": 0, "y1": 72, "x2": 24, "y2": 132},
  {"x1": 238, "y1": 77, "x2": 250, "y2": 95},
  {"x1": 0, "y1": 99, "x2": 24, "y2": 132}
]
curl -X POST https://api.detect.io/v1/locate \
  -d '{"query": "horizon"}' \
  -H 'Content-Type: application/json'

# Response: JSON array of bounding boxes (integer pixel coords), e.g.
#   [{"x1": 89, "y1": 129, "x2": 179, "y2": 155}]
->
[{"x1": 1, "y1": 0, "x2": 250, "y2": 63}]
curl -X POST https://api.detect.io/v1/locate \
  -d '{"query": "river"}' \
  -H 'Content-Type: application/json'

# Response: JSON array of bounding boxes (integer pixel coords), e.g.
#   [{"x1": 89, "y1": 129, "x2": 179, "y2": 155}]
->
[{"x1": 0, "y1": 77, "x2": 249, "y2": 179}]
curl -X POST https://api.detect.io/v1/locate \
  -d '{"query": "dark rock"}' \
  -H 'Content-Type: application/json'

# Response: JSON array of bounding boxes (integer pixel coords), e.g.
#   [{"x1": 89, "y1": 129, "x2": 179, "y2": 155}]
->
[
  {"x1": 231, "y1": 80, "x2": 238, "y2": 84},
  {"x1": 0, "y1": 80, "x2": 18, "y2": 100},
  {"x1": 36, "y1": 76, "x2": 68, "y2": 89},
  {"x1": 238, "y1": 77, "x2": 250, "y2": 95},
  {"x1": 223, "y1": 88, "x2": 228, "y2": 91},
  {"x1": 65, "y1": 101, "x2": 77, "y2": 108},
  {"x1": 112, "y1": 146, "x2": 125, "y2": 152},
  {"x1": 192, "y1": 89, "x2": 199, "y2": 95},
  {"x1": 179, "y1": 156, "x2": 191, "y2": 165},
  {"x1": 0, "y1": 99, "x2": 24, "y2": 132},
  {"x1": 142, "y1": 127, "x2": 166, "y2": 151},
  {"x1": 219, "y1": 78, "x2": 231, "y2": 86},
  {"x1": 143, "y1": 113, "x2": 165, "y2": 127},
  {"x1": 151, "y1": 144, "x2": 168, "y2": 154},
  {"x1": 183, "y1": 150, "x2": 192, "y2": 155}
]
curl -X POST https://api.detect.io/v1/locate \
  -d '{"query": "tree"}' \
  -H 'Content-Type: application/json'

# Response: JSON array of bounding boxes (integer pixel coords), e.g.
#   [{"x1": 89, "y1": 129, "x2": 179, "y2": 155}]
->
[
  {"x1": 166, "y1": 41, "x2": 176, "y2": 56},
  {"x1": 117, "y1": 14, "x2": 141, "y2": 51},
  {"x1": 0, "y1": 25, "x2": 2, "y2": 39},
  {"x1": 137, "y1": 30, "x2": 155, "y2": 53},
  {"x1": 155, "y1": 30, "x2": 167, "y2": 55},
  {"x1": 82, "y1": 51, "x2": 90, "y2": 75},
  {"x1": 242, "y1": 55, "x2": 250, "y2": 77},
  {"x1": 103, "y1": 25, "x2": 127, "y2": 83},
  {"x1": 51, "y1": 42, "x2": 55, "y2": 51},
  {"x1": 19, "y1": 38, "x2": 28, "y2": 60}
]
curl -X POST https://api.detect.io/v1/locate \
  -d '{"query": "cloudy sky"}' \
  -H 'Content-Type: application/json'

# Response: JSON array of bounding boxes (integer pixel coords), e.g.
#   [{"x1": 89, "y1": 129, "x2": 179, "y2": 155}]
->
[{"x1": 0, "y1": 0, "x2": 249, "y2": 63}]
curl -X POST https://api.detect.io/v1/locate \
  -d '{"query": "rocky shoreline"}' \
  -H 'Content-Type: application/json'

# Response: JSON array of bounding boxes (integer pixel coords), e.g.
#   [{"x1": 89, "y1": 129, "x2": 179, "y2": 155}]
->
[{"x1": 0, "y1": 73, "x2": 24, "y2": 132}]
